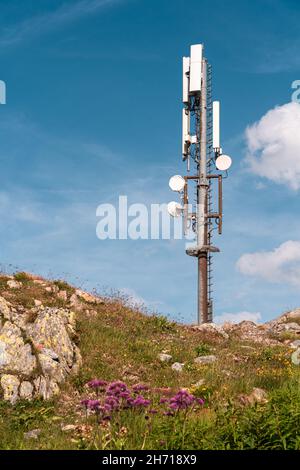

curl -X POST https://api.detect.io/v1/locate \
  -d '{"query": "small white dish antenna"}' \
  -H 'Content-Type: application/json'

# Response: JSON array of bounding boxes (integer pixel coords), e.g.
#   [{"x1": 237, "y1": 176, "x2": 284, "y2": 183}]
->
[
  {"x1": 216, "y1": 154, "x2": 232, "y2": 171},
  {"x1": 169, "y1": 175, "x2": 185, "y2": 192},
  {"x1": 167, "y1": 201, "x2": 182, "y2": 218}
]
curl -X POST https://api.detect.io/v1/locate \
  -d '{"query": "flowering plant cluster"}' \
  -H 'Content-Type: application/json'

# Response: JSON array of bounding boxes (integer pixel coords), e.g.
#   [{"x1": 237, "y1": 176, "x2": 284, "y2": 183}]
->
[{"x1": 81, "y1": 379, "x2": 204, "y2": 422}]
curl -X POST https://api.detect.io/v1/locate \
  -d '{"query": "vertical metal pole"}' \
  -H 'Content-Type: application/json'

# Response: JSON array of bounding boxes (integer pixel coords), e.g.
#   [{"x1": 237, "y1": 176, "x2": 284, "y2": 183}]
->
[{"x1": 197, "y1": 58, "x2": 208, "y2": 324}]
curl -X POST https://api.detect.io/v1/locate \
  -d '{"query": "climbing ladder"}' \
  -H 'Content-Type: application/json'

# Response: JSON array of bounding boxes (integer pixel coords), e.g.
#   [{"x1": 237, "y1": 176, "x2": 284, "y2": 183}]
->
[{"x1": 206, "y1": 62, "x2": 214, "y2": 322}]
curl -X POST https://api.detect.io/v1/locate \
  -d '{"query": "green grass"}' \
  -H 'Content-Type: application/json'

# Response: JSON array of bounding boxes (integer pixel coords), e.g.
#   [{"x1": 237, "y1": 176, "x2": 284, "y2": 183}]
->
[{"x1": 0, "y1": 274, "x2": 300, "y2": 449}]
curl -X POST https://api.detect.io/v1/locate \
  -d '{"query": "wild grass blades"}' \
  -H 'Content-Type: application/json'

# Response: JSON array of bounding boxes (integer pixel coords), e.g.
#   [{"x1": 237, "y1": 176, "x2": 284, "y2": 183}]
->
[{"x1": 80, "y1": 380, "x2": 205, "y2": 450}]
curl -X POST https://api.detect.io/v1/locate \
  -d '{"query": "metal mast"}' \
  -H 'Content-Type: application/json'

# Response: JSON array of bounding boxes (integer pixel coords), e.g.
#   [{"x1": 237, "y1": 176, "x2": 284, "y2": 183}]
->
[
  {"x1": 198, "y1": 58, "x2": 208, "y2": 324},
  {"x1": 168, "y1": 43, "x2": 232, "y2": 324}
]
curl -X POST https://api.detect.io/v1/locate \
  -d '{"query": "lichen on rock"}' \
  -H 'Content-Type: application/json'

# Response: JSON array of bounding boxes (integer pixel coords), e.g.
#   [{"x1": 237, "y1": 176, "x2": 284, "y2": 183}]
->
[{"x1": 0, "y1": 295, "x2": 82, "y2": 403}]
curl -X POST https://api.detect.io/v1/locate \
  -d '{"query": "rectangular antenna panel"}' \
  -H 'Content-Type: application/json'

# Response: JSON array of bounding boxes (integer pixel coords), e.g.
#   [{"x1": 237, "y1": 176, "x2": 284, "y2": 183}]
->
[
  {"x1": 182, "y1": 57, "x2": 190, "y2": 103},
  {"x1": 189, "y1": 44, "x2": 203, "y2": 94},
  {"x1": 213, "y1": 101, "x2": 220, "y2": 149},
  {"x1": 182, "y1": 108, "x2": 190, "y2": 158}
]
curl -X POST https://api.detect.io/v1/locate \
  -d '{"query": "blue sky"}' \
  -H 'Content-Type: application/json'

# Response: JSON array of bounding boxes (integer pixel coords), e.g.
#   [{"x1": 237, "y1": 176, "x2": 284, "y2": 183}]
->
[{"x1": 0, "y1": 0, "x2": 300, "y2": 323}]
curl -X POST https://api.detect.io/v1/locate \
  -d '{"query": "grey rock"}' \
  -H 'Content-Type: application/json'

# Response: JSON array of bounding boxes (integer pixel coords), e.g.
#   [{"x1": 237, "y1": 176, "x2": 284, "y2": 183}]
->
[
  {"x1": 171, "y1": 362, "x2": 184, "y2": 372},
  {"x1": 158, "y1": 353, "x2": 172, "y2": 363},
  {"x1": 193, "y1": 379, "x2": 205, "y2": 387},
  {"x1": 0, "y1": 341, "x2": 9, "y2": 368},
  {"x1": 1, "y1": 374, "x2": 20, "y2": 404},
  {"x1": 57, "y1": 290, "x2": 67, "y2": 301},
  {"x1": 0, "y1": 295, "x2": 11, "y2": 320},
  {"x1": 7, "y1": 280, "x2": 22, "y2": 289},
  {"x1": 240, "y1": 387, "x2": 268, "y2": 405},
  {"x1": 34, "y1": 376, "x2": 60, "y2": 400},
  {"x1": 26, "y1": 308, "x2": 75, "y2": 367},
  {"x1": 70, "y1": 345, "x2": 82, "y2": 375},
  {"x1": 291, "y1": 348, "x2": 300, "y2": 365},
  {"x1": 194, "y1": 322, "x2": 229, "y2": 339},
  {"x1": 41, "y1": 348, "x2": 59, "y2": 361},
  {"x1": 38, "y1": 353, "x2": 66, "y2": 384},
  {"x1": 0, "y1": 322, "x2": 36, "y2": 375},
  {"x1": 290, "y1": 340, "x2": 300, "y2": 349},
  {"x1": 284, "y1": 322, "x2": 300, "y2": 332},
  {"x1": 69, "y1": 293, "x2": 85, "y2": 312},
  {"x1": 24, "y1": 429, "x2": 41, "y2": 440},
  {"x1": 61, "y1": 424, "x2": 77, "y2": 432},
  {"x1": 0, "y1": 299, "x2": 81, "y2": 402},
  {"x1": 75, "y1": 289, "x2": 99, "y2": 304},
  {"x1": 20, "y1": 381, "x2": 34, "y2": 400},
  {"x1": 194, "y1": 355, "x2": 217, "y2": 365},
  {"x1": 286, "y1": 309, "x2": 300, "y2": 321}
]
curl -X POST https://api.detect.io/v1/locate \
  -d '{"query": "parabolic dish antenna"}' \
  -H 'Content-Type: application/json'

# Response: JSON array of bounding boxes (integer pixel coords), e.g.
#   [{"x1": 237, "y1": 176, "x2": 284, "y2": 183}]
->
[
  {"x1": 216, "y1": 154, "x2": 232, "y2": 171},
  {"x1": 167, "y1": 201, "x2": 182, "y2": 218},
  {"x1": 169, "y1": 175, "x2": 185, "y2": 192}
]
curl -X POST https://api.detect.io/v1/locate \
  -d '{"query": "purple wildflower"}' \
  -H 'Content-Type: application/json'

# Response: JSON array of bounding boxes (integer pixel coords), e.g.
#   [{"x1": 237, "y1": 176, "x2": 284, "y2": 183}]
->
[
  {"x1": 105, "y1": 395, "x2": 120, "y2": 411},
  {"x1": 119, "y1": 391, "x2": 131, "y2": 399},
  {"x1": 87, "y1": 399, "x2": 101, "y2": 411},
  {"x1": 169, "y1": 389, "x2": 195, "y2": 410},
  {"x1": 131, "y1": 395, "x2": 151, "y2": 407},
  {"x1": 149, "y1": 409, "x2": 158, "y2": 414},
  {"x1": 170, "y1": 402, "x2": 180, "y2": 410},
  {"x1": 163, "y1": 411, "x2": 174, "y2": 417},
  {"x1": 126, "y1": 396, "x2": 135, "y2": 407},
  {"x1": 196, "y1": 398, "x2": 205, "y2": 406},
  {"x1": 80, "y1": 399, "x2": 90, "y2": 408},
  {"x1": 159, "y1": 397, "x2": 169, "y2": 404},
  {"x1": 106, "y1": 381, "x2": 129, "y2": 397}
]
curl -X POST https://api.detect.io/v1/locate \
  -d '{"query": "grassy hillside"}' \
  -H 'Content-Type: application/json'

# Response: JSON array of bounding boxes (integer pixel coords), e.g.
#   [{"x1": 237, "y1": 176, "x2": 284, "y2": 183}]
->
[{"x1": 0, "y1": 272, "x2": 300, "y2": 450}]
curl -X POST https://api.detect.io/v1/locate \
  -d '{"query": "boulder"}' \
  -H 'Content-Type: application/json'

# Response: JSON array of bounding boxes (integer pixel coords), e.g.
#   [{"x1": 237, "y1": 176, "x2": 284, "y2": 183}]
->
[
  {"x1": 194, "y1": 355, "x2": 217, "y2": 365},
  {"x1": 20, "y1": 381, "x2": 34, "y2": 400},
  {"x1": 0, "y1": 296, "x2": 10, "y2": 320},
  {"x1": 193, "y1": 322, "x2": 229, "y2": 339},
  {"x1": 24, "y1": 429, "x2": 41, "y2": 440},
  {"x1": 0, "y1": 300, "x2": 82, "y2": 403},
  {"x1": 57, "y1": 290, "x2": 67, "y2": 301},
  {"x1": 1, "y1": 374, "x2": 20, "y2": 404},
  {"x1": 75, "y1": 289, "x2": 101, "y2": 304},
  {"x1": 291, "y1": 349, "x2": 300, "y2": 365},
  {"x1": 171, "y1": 362, "x2": 184, "y2": 372},
  {"x1": 239, "y1": 387, "x2": 268, "y2": 406},
  {"x1": 286, "y1": 309, "x2": 300, "y2": 321},
  {"x1": 0, "y1": 322, "x2": 36, "y2": 375},
  {"x1": 158, "y1": 353, "x2": 172, "y2": 363},
  {"x1": 7, "y1": 280, "x2": 22, "y2": 289}
]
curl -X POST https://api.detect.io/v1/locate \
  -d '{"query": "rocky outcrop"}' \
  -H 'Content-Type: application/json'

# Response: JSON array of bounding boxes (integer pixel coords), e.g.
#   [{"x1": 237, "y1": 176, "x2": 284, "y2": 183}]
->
[
  {"x1": 264, "y1": 309, "x2": 300, "y2": 335},
  {"x1": 0, "y1": 295, "x2": 82, "y2": 403}
]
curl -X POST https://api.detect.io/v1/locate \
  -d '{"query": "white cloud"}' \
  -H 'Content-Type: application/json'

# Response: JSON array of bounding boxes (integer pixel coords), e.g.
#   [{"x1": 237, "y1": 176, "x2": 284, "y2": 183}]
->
[
  {"x1": 119, "y1": 287, "x2": 165, "y2": 312},
  {"x1": 245, "y1": 102, "x2": 300, "y2": 190},
  {"x1": 0, "y1": 0, "x2": 120, "y2": 48},
  {"x1": 215, "y1": 311, "x2": 261, "y2": 325},
  {"x1": 237, "y1": 240, "x2": 300, "y2": 287}
]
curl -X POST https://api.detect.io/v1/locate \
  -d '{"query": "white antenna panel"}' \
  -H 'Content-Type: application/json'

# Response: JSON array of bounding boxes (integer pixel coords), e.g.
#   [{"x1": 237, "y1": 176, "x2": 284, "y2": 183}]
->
[
  {"x1": 182, "y1": 57, "x2": 190, "y2": 103},
  {"x1": 213, "y1": 101, "x2": 220, "y2": 149},
  {"x1": 182, "y1": 109, "x2": 190, "y2": 157},
  {"x1": 189, "y1": 44, "x2": 203, "y2": 94}
]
